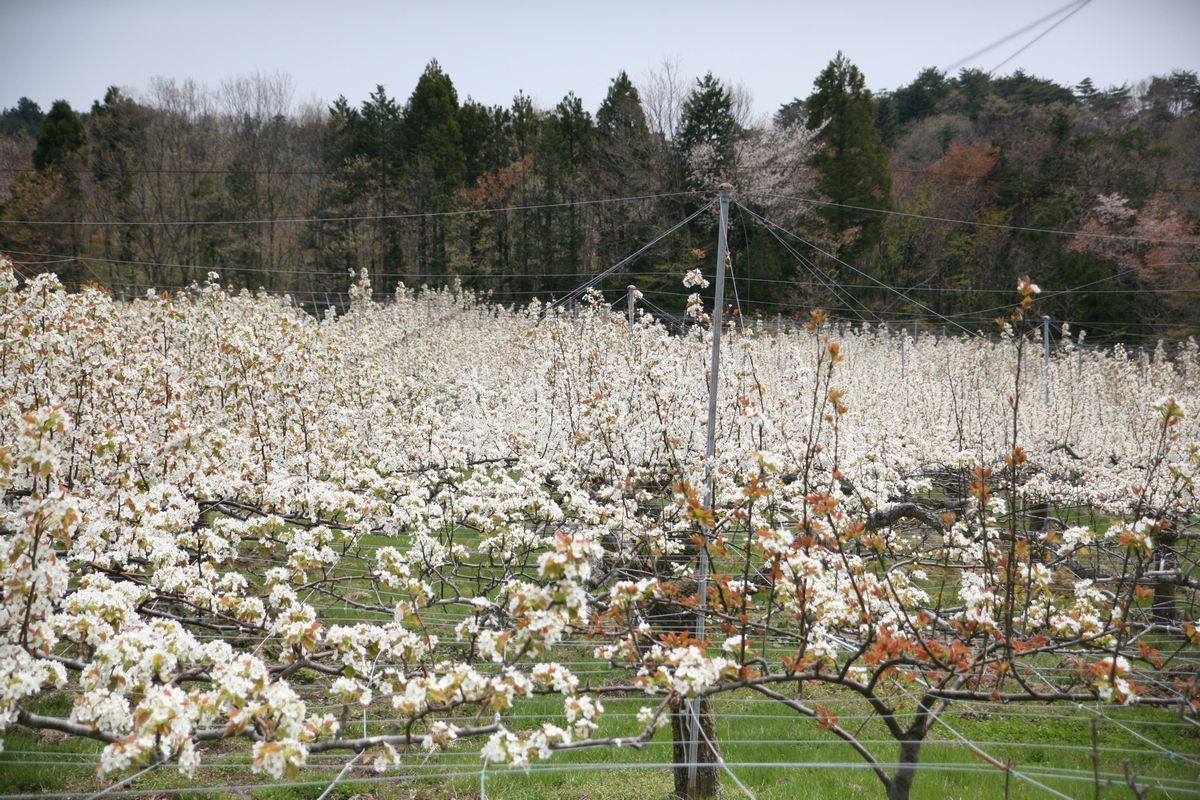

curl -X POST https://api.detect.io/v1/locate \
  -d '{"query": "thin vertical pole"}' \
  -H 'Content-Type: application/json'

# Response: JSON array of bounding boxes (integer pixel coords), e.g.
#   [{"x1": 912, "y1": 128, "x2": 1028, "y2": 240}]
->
[
  {"x1": 627, "y1": 285, "x2": 636, "y2": 331},
  {"x1": 1042, "y1": 316, "x2": 1051, "y2": 411},
  {"x1": 900, "y1": 333, "x2": 907, "y2": 381},
  {"x1": 688, "y1": 184, "x2": 731, "y2": 796},
  {"x1": 775, "y1": 313, "x2": 783, "y2": 371}
]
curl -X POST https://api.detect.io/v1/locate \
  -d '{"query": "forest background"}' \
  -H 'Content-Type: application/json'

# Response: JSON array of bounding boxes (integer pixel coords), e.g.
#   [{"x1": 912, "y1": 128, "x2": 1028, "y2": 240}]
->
[{"x1": 1, "y1": 57, "x2": 1198, "y2": 340}]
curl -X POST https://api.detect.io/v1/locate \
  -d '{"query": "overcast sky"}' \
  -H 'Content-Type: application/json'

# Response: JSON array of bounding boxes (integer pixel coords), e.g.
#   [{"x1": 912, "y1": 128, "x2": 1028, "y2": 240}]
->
[{"x1": 3, "y1": 0, "x2": 1198, "y2": 119}]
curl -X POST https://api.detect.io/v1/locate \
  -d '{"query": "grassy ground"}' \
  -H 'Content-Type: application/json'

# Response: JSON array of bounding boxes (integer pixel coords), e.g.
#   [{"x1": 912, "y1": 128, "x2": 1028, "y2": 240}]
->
[
  {"x1": 6, "y1": 502, "x2": 1195, "y2": 799},
  {"x1": 3, "y1": 688, "x2": 1197, "y2": 800}
]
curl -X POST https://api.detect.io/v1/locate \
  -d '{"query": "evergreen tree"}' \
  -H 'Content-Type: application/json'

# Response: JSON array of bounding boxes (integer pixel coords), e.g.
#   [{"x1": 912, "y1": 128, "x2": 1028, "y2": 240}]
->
[
  {"x1": 403, "y1": 60, "x2": 466, "y2": 189},
  {"x1": 893, "y1": 67, "x2": 948, "y2": 125},
  {"x1": 593, "y1": 71, "x2": 657, "y2": 276},
  {"x1": 403, "y1": 62, "x2": 468, "y2": 276},
  {"x1": 307, "y1": 87, "x2": 405, "y2": 290},
  {"x1": 547, "y1": 93, "x2": 592, "y2": 172},
  {"x1": 32, "y1": 99, "x2": 85, "y2": 171},
  {"x1": 543, "y1": 93, "x2": 594, "y2": 288},
  {"x1": 992, "y1": 70, "x2": 1075, "y2": 107},
  {"x1": 950, "y1": 68, "x2": 992, "y2": 119},
  {"x1": 1075, "y1": 77, "x2": 1099, "y2": 105},
  {"x1": 509, "y1": 91, "x2": 540, "y2": 158},
  {"x1": 1144, "y1": 71, "x2": 1200, "y2": 118},
  {"x1": 677, "y1": 72, "x2": 739, "y2": 180},
  {"x1": 460, "y1": 99, "x2": 512, "y2": 185},
  {"x1": 1167, "y1": 70, "x2": 1200, "y2": 116},
  {"x1": 774, "y1": 98, "x2": 806, "y2": 129},
  {"x1": 596, "y1": 71, "x2": 647, "y2": 142},
  {"x1": 805, "y1": 53, "x2": 892, "y2": 253},
  {"x1": 1097, "y1": 83, "x2": 1132, "y2": 114},
  {"x1": 0, "y1": 97, "x2": 44, "y2": 138},
  {"x1": 359, "y1": 85, "x2": 404, "y2": 169},
  {"x1": 89, "y1": 87, "x2": 147, "y2": 262},
  {"x1": 594, "y1": 70, "x2": 655, "y2": 182},
  {"x1": 873, "y1": 93, "x2": 899, "y2": 146}
]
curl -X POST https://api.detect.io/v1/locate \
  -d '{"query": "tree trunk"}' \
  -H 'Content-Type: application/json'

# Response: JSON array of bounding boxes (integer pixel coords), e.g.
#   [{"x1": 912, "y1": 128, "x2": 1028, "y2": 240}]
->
[
  {"x1": 1152, "y1": 532, "x2": 1179, "y2": 623},
  {"x1": 886, "y1": 739, "x2": 923, "y2": 800},
  {"x1": 671, "y1": 693, "x2": 721, "y2": 798},
  {"x1": 1026, "y1": 500, "x2": 1050, "y2": 531},
  {"x1": 649, "y1": 564, "x2": 721, "y2": 798}
]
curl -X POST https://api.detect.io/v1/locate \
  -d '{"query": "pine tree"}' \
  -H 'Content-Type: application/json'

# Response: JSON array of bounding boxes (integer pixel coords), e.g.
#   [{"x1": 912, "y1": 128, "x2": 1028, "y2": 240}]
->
[
  {"x1": 0, "y1": 97, "x2": 45, "y2": 138},
  {"x1": 460, "y1": 99, "x2": 512, "y2": 185},
  {"x1": 403, "y1": 61, "x2": 468, "y2": 276},
  {"x1": 89, "y1": 87, "x2": 146, "y2": 262},
  {"x1": 509, "y1": 91, "x2": 540, "y2": 159},
  {"x1": 677, "y1": 72, "x2": 739, "y2": 181},
  {"x1": 951, "y1": 68, "x2": 992, "y2": 120},
  {"x1": 543, "y1": 93, "x2": 594, "y2": 288},
  {"x1": 32, "y1": 99, "x2": 85, "y2": 171},
  {"x1": 594, "y1": 70, "x2": 655, "y2": 186},
  {"x1": 892, "y1": 67, "x2": 948, "y2": 125},
  {"x1": 806, "y1": 53, "x2": 892, "y2": 252},
  {"x1": 404, "y1": 60, "x2": 466, "y2": 189},
  {"x1": 592, "y1": 71, "x2": 657, "y2": 275},
  {"x1": 596, "y1": 71, "x2": 648, "y2": 142},
  {"x1": 992, "y1": 70, "x2": 1076, "y2": 107}
]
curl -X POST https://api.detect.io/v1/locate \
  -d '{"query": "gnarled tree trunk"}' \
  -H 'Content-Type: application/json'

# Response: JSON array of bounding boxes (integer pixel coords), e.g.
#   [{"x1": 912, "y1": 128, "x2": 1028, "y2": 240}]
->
[
  {"x1": 887, "y1": 739, "x2": 924, "y2": 800},
  {"x1": 671, "y1": 693, "x2": 721, "y2": 798},
  {"x1": 648, "y1": 582, "x2": 721, "y2": 799}
]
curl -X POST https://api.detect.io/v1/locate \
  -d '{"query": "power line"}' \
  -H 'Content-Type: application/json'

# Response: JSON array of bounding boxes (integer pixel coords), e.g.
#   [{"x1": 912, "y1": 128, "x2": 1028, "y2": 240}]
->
[
  {"x1": 0, "y1": 190, "x2": 699, "y2": 227},
  {"x1": 7, "y1": 156, "x2": 1199, "y2": 198},
  {"x1": 738, "y1": 203, "x2": 983, "y2": 338},
  {"x1": 9, "y1": 247, "x2": 1199, "y2": 296},
  {"x1": 943, "y1": 0, "x2": 1088, "y2": 73},
  {"x1": 989, "y1": 0, "x2": 1094, "y2": 75},
  {"x1": 747, "y1": 190, "x2": 1200, "y2": 246},
  {"x1": 543, "y1": 199, "x2": 716, "y2": 314}
]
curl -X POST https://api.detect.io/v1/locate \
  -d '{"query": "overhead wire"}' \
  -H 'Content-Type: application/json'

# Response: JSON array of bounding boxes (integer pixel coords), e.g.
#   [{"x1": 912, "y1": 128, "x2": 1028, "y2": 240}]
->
[
  {"x1": 745, "y1": 191, "x2": 1200, "y2": 246},
  {"x1": 943, "y1": 0, "x2": 1090, "y2": 73},
  {"x1": 738, "y1": 203, "x2": 983, "y2": 338},
  {"x1": 542, "y1": 199, "x2": 716, "y2": 315},
  {"x1": 0, "y1": 190, "x2": 700, "y2": 227},
  {"x1": 13, "y1": 246, "x2": 1192, "y2": 297},
  {"x1": 988, "y1": 0, "x2": 1095, "y2": 75}
]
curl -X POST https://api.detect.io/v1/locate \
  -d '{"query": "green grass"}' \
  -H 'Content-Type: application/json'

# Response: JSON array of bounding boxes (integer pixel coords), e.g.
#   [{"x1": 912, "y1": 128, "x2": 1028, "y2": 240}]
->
[
  {"x1": 4, "y1": 689, "x2": 1195, "y2": 799},
  {"x1": 6, "y1": 497, "x2": 1192, "y2": 799}
]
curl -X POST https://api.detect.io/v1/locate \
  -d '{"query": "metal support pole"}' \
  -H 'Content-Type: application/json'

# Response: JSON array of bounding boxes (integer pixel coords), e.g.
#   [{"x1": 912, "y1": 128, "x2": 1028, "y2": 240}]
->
[
  {"x1": 688, "y1": 184, "x2": 731, "y2": 796},
  {"x1": 775, "y1": 314, "x2": 783, "y2": 369},
  {"x1": 900, "y1": 334, "x2": 907, "y2": 381},
  {"x1": 627, "y1": 284, "x2": 636, "y2": 331},
  {"x1": 1042, "y1": 316, "x2": 1051, "y2": 411}
]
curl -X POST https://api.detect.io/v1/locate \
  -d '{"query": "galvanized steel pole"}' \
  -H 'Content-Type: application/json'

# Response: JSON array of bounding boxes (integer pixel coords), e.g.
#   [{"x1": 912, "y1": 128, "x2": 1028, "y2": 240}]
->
[
  {"x1": 687, "y1": 184, "x2": 730, "y2": 796},
  {"x1": 1042, "y1": 316, "x2": 1051, "y2": 411}
]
